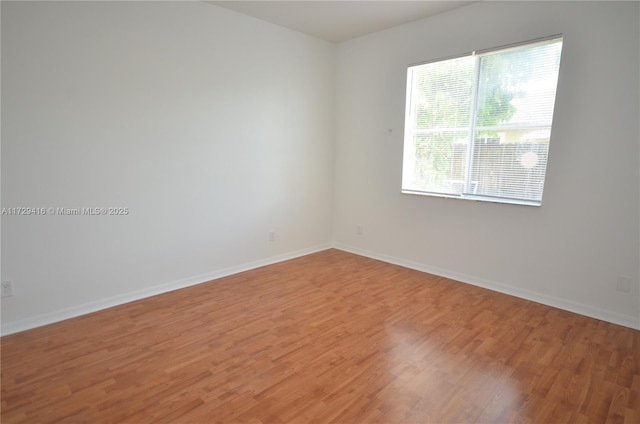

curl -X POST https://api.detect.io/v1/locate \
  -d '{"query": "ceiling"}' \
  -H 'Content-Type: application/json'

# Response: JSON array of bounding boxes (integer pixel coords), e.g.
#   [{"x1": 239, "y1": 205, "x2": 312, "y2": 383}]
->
[{"x1": 209, "y1": 1, "x2": 476, "y2": 43}]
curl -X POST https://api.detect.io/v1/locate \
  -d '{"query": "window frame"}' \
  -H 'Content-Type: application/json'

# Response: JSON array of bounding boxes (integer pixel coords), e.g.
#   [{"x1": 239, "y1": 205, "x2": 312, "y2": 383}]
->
[{"x1": 401, "y1": 35, "x2": 563, "y2": 207}]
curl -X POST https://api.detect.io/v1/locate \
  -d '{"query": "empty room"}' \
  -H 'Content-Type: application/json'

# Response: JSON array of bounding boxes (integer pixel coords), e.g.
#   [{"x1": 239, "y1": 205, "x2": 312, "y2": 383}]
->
[{"x1": 1, "y1": 1, "x2": 639, "y2": 423}]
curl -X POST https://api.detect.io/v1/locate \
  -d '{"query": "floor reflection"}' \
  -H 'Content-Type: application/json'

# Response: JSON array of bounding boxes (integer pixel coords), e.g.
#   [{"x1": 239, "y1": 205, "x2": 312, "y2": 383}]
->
[{"x1": 377, "y1": 322, "x2": 528, "y2": 423}]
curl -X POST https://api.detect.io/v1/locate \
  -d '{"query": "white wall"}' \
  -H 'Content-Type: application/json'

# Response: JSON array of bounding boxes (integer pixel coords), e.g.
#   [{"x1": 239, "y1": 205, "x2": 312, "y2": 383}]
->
[
  {"x1": 333, "y1": 1, "x2": 640, "y2": 328},
  {"x1": 1, "y1": 1, "x2": 335, "y2": 333},
  {"x1": 3, "y1": 1, "x2": 639, "y2": 334}
]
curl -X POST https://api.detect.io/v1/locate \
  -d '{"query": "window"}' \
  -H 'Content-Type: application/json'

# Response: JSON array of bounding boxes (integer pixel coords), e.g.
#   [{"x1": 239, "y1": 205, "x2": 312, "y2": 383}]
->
[{"x1": 402, "y1": 36, "x2": 563, "y2": 206}]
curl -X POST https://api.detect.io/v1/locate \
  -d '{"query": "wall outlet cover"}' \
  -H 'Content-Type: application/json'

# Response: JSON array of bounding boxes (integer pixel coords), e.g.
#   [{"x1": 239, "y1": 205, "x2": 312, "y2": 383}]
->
[
  {"x1": 1, "y1": 281, "x2": 14, "y2": 298},
  {"x1": 616, "y1": 276, "x2": 631, "y2": 293}
]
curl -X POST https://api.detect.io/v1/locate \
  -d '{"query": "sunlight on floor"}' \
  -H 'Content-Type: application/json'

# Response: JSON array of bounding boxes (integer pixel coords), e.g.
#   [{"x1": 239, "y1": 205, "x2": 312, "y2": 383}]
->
[{"x1": 382, "y1": 323, "x2": 529, "y2": 422}]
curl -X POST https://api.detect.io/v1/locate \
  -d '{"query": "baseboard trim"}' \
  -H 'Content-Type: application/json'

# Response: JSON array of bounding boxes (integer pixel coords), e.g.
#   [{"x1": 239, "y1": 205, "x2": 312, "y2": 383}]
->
[
  {"x1": 4, "y1": 242, "x2": 637, "y2": 335},
  {"x1": 333, "y1": 243, "x2": 640, "y2": 330},
  {"x1": 1, "y1": 244, "x2": 333, "y2": 336}
]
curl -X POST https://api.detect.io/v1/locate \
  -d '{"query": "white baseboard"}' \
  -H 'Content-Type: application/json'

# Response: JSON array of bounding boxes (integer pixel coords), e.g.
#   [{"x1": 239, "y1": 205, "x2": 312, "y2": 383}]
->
[
  {"x1": 333, "y1": 243, "x2": 640, "y2": 330},
  {"x1": 3, "y1": 242, "x2": 637, "y2": 335},
  {"x1": 1, "y1": 244, "x2": 333, "y2": 336}
]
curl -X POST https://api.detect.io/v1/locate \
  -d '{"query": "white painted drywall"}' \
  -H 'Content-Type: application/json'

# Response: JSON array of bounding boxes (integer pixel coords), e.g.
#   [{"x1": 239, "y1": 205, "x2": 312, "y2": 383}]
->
[
  {"x1": 3, "y1": 1, "x2": 639, "y2": 334},
  {"x1": 1, "y1": 1, "x2": 335, "y2": 332},
  {"x1": 333, "y1": 1, "x2": 640, "y2": 328}
]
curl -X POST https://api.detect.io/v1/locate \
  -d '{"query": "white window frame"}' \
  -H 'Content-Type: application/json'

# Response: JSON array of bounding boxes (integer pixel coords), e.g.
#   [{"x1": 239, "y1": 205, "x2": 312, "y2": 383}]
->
[{"x1": 401, "y1": 35, "x2": 563, "y2": 207}]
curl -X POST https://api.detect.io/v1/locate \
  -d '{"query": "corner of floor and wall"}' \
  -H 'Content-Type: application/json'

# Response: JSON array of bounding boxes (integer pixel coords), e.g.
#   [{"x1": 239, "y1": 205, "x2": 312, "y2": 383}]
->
[{"x1": 2, "y1": 1, "x2": 639, "y2": 336}]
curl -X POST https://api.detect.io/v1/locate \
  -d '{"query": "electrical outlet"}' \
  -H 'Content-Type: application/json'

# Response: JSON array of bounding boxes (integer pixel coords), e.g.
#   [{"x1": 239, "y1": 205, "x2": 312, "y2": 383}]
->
[
  {"x1": 269, "y1": 230, "x2": 276, "y2": 242},
  {"x1": 1, "y1": 281, "x2": 14, "y2": 298},
  {"x1": 616, "y1": 276, "x2": 631, "y2": 293},
  {"x1": 356, "y1": 225, "x2": 363, "y2": 236}
]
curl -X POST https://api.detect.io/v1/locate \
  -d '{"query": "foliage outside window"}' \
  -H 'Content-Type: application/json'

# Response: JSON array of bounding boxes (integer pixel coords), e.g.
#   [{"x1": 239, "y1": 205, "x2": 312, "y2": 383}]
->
[{"x1": 402, "y1": 36, "x2": 563, "y2": 206}]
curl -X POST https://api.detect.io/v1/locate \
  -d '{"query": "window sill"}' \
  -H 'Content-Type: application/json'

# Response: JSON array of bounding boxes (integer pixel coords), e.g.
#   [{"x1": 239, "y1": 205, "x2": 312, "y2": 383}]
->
[{"x1": 401, "y1": 189, "x2": 542, "y2": 207}]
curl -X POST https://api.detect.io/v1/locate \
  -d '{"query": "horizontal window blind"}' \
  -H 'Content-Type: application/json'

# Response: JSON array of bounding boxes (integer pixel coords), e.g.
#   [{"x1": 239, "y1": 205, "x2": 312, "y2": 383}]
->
[{"x1": 402, "y1": 36, "x2": 563, "y2": 206}]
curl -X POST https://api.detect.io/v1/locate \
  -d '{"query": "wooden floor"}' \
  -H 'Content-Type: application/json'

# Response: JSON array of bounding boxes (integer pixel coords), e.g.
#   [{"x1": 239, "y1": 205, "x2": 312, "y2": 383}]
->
[{"x1": 2, "y1": 249, "x2": 639, "y2": 423}]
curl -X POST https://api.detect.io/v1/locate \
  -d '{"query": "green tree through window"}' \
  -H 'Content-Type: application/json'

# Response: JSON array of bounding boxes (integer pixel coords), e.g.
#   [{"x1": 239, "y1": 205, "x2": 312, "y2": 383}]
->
[{"x1": 402, "y1": 36, "x2": 563, "y2": 205}]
